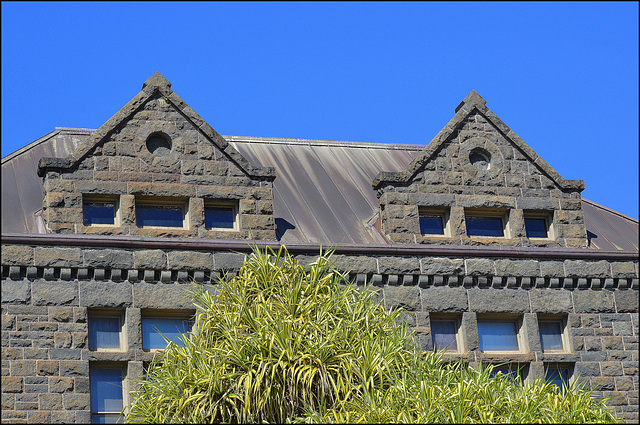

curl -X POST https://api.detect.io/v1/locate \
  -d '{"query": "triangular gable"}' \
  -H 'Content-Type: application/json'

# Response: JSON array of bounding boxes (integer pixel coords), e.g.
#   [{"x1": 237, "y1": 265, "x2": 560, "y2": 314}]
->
[
  {"x1": 38, "y1": 72, "x2": 274, "y2": 179},
  {"x1": 372, "y1": 90, "x2": 584, "y2": 192}
]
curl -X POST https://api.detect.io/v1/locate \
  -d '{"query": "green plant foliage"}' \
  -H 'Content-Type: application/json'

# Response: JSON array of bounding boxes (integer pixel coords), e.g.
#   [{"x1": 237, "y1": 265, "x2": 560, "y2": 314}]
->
[{"x1": 125, "y1": 246, "x2": 618, "y2": 423}]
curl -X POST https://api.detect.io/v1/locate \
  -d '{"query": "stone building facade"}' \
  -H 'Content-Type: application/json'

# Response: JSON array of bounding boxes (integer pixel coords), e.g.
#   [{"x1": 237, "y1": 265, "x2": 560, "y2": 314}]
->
[{"x1": 2, "y1": 73, "x2": 638, "y2": 423}]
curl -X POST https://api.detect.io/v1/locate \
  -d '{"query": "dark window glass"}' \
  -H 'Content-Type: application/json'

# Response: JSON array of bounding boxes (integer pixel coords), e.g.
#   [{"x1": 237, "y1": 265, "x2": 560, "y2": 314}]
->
[
  {"x1": 84, "y1": 203, "x2": 115, "y2": 226},
  {"x1": 539, "y1": 321, "x2": 564, "y2": 351},
  {"x1": 142, "y1": 318, "x2": 190, "y2": 350},
  {"x1": 545, "y1": 368, "x2": 568, "y2": 393},
  {"x1": 205, "y1": 207, "x2": 235, "y2": 229},
  {"x1": 431, "y1": 320, "x2": 458, "y2": 351},
  {"x1": 466, "y1": 216, "x2": 504, "y2": 237},
  {"x1": 489, "y1": 366, "x2": 522, "y2": 383},
  {"x1": 88, "y1": 317, "x2": 120, "y2": 350},
  {"x1": 136, "y1": 205, "x2": 183, "y2": 227},
  {"x1": 525, "y1": 218, "x2": 548, "y2": 238},
  {"x1": 478, "y1": 321, "x2": 519, "y2": 351},
  {"x1": 90, "y1": 368, "x2": 123, "y2": 423},
  {"x1": 420, "y1": 215, "x2": 444, "y2": 235}
]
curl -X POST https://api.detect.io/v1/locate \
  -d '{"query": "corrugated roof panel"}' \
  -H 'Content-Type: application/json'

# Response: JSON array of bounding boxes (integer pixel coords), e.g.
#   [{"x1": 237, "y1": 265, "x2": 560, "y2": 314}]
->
[
  {"x1": 1, "y1": 162, "x2": 27, "y2": 233},
  {"x1": 583, "y1": 201, "x2": 637, "y2": 251}
]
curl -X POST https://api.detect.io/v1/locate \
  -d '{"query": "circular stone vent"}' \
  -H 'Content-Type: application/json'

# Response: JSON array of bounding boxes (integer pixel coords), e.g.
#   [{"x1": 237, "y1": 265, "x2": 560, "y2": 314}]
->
[
  {"x1": 145, "y1": 133, "x2": 172, "y2": 156},
  {"x1": 469, "y1": 148, "x2": 491, "y2": 171}
]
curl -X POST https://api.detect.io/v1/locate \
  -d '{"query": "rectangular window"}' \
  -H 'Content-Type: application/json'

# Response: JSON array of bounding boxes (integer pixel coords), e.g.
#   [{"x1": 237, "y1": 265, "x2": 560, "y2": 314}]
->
[
  {"x1": 538, "y1": 316, "x2": 568, "y2": 353},
  {"x1": 489, "y1": 364, "x2": 526, "y2": 384},
  {"x1": 465, "y1": 209, "x2": 509, "y2": 238},
  {"x1": 524, "y1": 212, "x2": 554, "y2": 239},
  {"x1": 83, "y1": 196, "x2": 119, "y2": 227},
  {"x1": 419, "y1": 208, "x2": 450, "y2": 236},
  {"x1": 478, "y1": 320, "x2": 521, "y2": 352},
  {"x1": 142, "y1": 316, "x2": 191, "y2": 350},
  {"x1": 135, "y1": 198, "x2": 188, "y2": 229},
  {"x1": 545, "y1": 365, "x2": 570, "y2": 394},
  {"x1": 88, "y1": 311, "x2": 124, "y2": 352},
  {"x1": 430, "y1": 316, "x2": 463, "y2": 352},
  {"x1": 205, "y1": 205, "x2": 236, "y2": 230},
  {"x1": 90, "y1": 367, "x2": 124, "y2": 424}
]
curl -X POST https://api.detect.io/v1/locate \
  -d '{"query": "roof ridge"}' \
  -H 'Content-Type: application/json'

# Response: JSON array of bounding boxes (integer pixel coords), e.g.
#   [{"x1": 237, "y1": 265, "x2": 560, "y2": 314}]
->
[
  {"x1": 582, "y1": 198, "x2": 639, "y2": 223},
  {"x1": 225, "y1": 135, "x2": 425, "y2": 150}
]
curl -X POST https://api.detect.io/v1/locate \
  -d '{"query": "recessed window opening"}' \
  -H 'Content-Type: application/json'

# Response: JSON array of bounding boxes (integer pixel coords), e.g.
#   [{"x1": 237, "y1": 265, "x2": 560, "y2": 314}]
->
[
  {"x1": 419, "y1": 208, "x2": 450, "y2": 237},
  {"x1": 431, "y1": 316, "x2": 462, "y2": 352},
  {"x1": 145, "y1": 132, "x2": 172, "y2": 157},
  {"x1": 544, "y1": 365, "x2": 570, "y2": 394},
  {"x1": 135, "y1": 198, "x2": 187, "y2": 229},
  {"x1": 469, "y1": 148, "x2": 491, "y2": 171},
  {"x1": 478, "y1": 319, "x2": 522, "y2": 352},
  {"x1": 489, "y1": 364, "x2": 526, "y2": 384},
  {"x1": 88, "y1": 311, "x2": 125, "y2": 352},
  {"x1": 90, "y1": 366, "x2": 125, "y2": 424},
  {"x1": 84, "y1": 196, "x2": 119, "y2": 227},
  {"x1": 524, "y1": 212, "x2": 553, "y2": 239},
  {"x1": 142, "y1": 315, "x2": 191, "y2": 351},
  {"x1": 538, "y1": 316, "x2": 568, "y2": 353},
  {"x1": 205, "y1": 202, "x2": 237, "y2": 230}
]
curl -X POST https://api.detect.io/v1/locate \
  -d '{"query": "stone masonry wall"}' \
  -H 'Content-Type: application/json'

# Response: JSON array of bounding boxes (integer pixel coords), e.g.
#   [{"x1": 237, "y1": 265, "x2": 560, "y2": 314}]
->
[
  {"x1": 377, "y1": 110, "x2": 588, "y2": 248},
  {"x1": 41, "y1": 92, "x2": 276, "y2": 240},
  {"x1": 2, "y1": 243, "x2": 638, "y2": 423}
]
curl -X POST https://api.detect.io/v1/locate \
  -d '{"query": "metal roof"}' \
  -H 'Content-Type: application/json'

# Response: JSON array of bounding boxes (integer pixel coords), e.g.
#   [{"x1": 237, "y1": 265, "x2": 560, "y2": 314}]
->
[{"x1": 2, "y1": 128, "x2": 638, "y2": 251}]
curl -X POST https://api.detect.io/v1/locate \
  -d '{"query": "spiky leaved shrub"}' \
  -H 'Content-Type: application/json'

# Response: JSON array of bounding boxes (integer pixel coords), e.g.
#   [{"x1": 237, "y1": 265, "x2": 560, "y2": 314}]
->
[{"x1": 125, "y1": 247, "x2": 617, "y2": 423}]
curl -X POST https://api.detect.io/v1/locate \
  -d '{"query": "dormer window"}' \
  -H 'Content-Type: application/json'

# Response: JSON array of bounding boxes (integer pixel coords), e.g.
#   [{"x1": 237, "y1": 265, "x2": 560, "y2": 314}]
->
[
  {"x1": 204, "y1": 202, "x2": 238, "y2": 231},
  {"x1": 465, "y1": 209, "x2": 509, "y2": 238},
  {"x1": 136, "y1": 198, "x2": 188, "y2": 229}
]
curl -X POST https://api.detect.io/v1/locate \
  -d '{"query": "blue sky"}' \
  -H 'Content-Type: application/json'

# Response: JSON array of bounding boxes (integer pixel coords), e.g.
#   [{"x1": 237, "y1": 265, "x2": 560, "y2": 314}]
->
[{"x1": 2, "y1": 1, "x2": 638, "y2": 218}]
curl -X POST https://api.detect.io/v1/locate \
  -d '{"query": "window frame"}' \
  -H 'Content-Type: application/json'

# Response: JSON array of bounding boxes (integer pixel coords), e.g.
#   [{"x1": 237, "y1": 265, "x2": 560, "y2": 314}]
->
[
  {"x1": 524, "y1": 211, "x2": 555, "y2": 240},
  {"x1": 141, "y1": 310, "x2": 194, "y2": 352},
  {"x1": 83, "y1": 195, "x2": 120, "y2": 227},
  {"x1": 537, "y1": 315, "x2": 570, "y2": 354},
  {"x1": 543, "y1": 363, "x2": 573, "y2": 394},
  {"x1": 464, "y1": 208, "x2": 510, "y2": 238},
  {"x1": 87, "y1": 309, "x2": 126, "y2": 353},
  {"x1": 488, "y1": 363, "x2": 529, "y2": 385},
  {"x1": 419, "y1": 207, "x2": 451, "y2": 237},
  {"x1": 476, "y1": 314, "x2": 525, "y2": 354},
  {"x1": 430, "y1": 313, "x2": 463, "y2": 353},
  {"x1": 89, "y1": 363, "x2": 127, "y2": 424},
  {"x1": 135, "y1": 197, "x2": 189, "y2": 230},
  {"x1": 204, "y1": 200, "x2": 239, "y2": 231}
]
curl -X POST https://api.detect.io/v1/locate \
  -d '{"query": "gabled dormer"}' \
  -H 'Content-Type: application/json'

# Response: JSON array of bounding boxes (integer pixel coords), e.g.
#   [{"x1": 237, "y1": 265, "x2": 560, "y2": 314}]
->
[
  {"x1": 38, "y1": 72, "x2": 277, "y2": 240},
  {"x1": 373, "y1": 91, "x2": 588, "y2": 248}
]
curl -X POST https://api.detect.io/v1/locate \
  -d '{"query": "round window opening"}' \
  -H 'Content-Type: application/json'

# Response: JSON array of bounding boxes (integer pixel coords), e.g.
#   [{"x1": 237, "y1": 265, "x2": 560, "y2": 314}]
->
[
  {"x1": 146, "y1": 133, "x2": 172, "y2": 157},
  {"x1": 469, "y1": 148, "x2": 491, "y2": 171}
]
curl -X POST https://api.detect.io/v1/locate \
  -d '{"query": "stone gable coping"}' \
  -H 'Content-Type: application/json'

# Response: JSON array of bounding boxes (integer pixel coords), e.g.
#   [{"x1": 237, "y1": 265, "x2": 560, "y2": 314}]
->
[
  {"x1": 372, "y1": 90, "x2": 585, "y2": 192},
  {"x1": 37, "y1": 72, "x2": 275, "y2": 180}
]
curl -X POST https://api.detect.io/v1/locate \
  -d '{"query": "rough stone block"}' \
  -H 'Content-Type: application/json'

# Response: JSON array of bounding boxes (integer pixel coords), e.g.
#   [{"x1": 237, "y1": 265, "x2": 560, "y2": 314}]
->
[
  {"x1": 384, "y1": 286, "x2": 420, "y2": 311},
  {"x1": 34, "y1": 247, "x2": 82, "y2": 267},
  {"x1": 83, "y1": 249, "x2": 134, "y2": 269},
  {"x1": 564, "y1": 260, "x2": 611, "y2": 278},
  {"x1": 539, "y1": 261, "x2": 564, "y2": 277},
  {"x1": 31, "y1": 281, "x2": 78, "y2": 306},
  {"x1": 132, "y1": 282, "x2": 193, "y2": 309},
  {"x1": 465, "y1": 258, "x2": 495, "y2": 276},
  {"x1": 331, "y1": 255, "x2": 377, "y2": 274},
  {"x1": 167, "y1": 251, "x2": 213, "y2": 270},
  {"x1": 1, "y1": 281, "x2": 30, "y2": 304},
  {"x1": 468, "y1": 288, "x2": 530, "y2": 313},
  {"x1": 615, "y1": 291, "x2": 639, "y2": 313},
  {"x1": 1, "y1": 245, "x2": 34, "y2": 266},
  {"x1": 62, "y1": 393, "x2": 90, "y2": 410},
  {"x1": 214, "y1": 252, "x2": 246, "y2": 270},
  {"x1": 420, "y1": 287, "x2": 468, "y2": 312},
  {"x1": 529, "y1": 289, "x2": 572, "y2": 313},
  {"x1": 378, "y1": 257, "x2": 420, "y2": 275},
  {"x1": 2, "y1": 376, "x2": 23, "y2": 393},
  {"x1": 79, "y1": 281, "x2": 132, "y2": 308},
  {"x1": 573, "y1": 290, "x2": 615, "y2": 313},
  {"x1": 133, "y1": 250, "x2": 167, "y2": 269},
  {"x1": 59, "y1": 361, "x2": 88, "y2": 377},
  {"x1": 421, "y1": 257, "x2": 464, "y2": 275},
  {"x1": 495, "y1": 259, "x2": 539, "y2": 277}
]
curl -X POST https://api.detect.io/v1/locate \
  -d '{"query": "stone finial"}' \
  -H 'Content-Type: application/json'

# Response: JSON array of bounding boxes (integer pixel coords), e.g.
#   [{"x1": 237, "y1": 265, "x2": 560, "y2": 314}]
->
[
  {"x1": 455, "y1": 90, "x2": 487, "y2": 113},
  {"x1": 142, "y1": 71, "x2": 172, "y2": 93}
]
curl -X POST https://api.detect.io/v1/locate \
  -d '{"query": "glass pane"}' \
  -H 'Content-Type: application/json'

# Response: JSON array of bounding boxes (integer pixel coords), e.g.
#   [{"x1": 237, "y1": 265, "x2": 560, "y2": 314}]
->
[
  {"x1": 545, "y1": 368, "x2": 568, "y2": 393},
  {"x1": 420, "y1": 215, "x2": 444, "y2": 235},
  {"x1": 539, "y1": 321, "x2": 564, "y2": 351},
  {"x1": 136, "y1": 205, "x2": 184, "y2": 227},
  {"x1": 90, "y1": 369, "x2": 123, "y2": 413},
  {"x1": 142, "y1": 318, "x2": 190, "y2": 349},
  {"x1": 89, "y1": 317, "x2": 120, "y2": 350},
  {"x1": 205, "y1": 207, "x2": 234, "y2": 229},
  {"x1": 490, "y1": 366, "x2": 521, "y2": 383},
  {"x1": 92, "y1": 413, "x2": 123, "y2": 424},
  {"x1": 478, "y1": 321, "x2": 519, "y2": 351},
  {"x1": 84, "y1": 203, "x2": 115, "y2": 226},
  {"x1": 466, "y1": 216, "x2": 504, "y2": 237},
  {"x1": 431, "y1": 320, "x2": 458, "y2": 351},
  {"x1": 525, "y1": 218, "x2": 548, "y2": 238}
]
